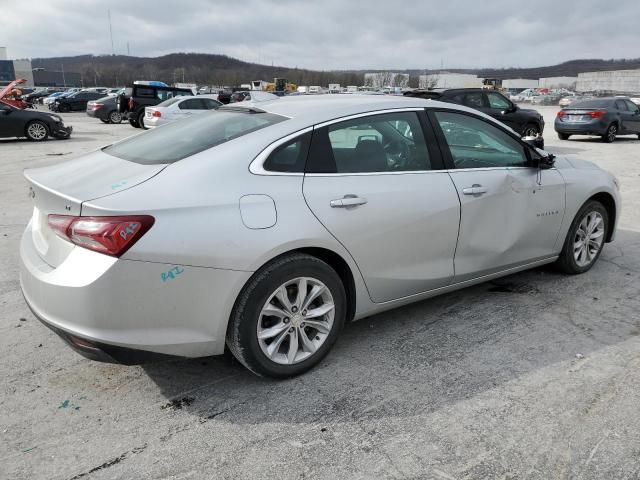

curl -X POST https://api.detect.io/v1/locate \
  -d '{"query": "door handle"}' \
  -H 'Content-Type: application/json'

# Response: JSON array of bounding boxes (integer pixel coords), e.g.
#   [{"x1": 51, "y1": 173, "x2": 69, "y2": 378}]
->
[
  {"x1": 462, "y1": 184, "x2": 487, "y2": 195},
  {"x1": 330, "y1": 195, "x2": 368, "y2": 208}
]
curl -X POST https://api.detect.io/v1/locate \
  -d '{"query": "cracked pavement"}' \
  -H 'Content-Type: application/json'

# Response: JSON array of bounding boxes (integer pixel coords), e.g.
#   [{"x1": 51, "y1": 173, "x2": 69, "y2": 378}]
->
[{"x1": 1, "y1": 107, "x2": 640, "y2": 480}]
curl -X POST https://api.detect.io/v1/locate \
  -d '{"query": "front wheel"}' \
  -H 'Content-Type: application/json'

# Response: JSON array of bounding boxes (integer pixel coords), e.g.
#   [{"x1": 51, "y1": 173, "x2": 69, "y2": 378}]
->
[
  {"x1": 522, "y1": 123, "x2": 540, "y2": 137},
  {"x1": 602, "y1": 124, "x2": 617, "y2": 143},
  {"x1": 556, "y1": 201, "x2": 608, "y2": 274},
  {"x1": 25, "y1": 121, "x2": 49, "y2": 141},
  {"x1": 226, "y1": 253, "x2": 346, "y2": 378}
]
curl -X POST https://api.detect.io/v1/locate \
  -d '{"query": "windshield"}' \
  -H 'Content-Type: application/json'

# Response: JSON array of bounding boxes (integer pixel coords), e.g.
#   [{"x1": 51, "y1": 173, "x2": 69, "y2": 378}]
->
[{"x1": 104, "y1": 110, "x2": 287, "y2": 164}]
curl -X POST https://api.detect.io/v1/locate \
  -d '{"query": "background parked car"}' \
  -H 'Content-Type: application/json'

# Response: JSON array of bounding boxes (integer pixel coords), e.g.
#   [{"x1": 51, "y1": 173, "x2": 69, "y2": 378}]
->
[
  {"x1": 116, "y1": 83, "x2": 193, "y2": 128},
  {"x1": 405, "y1": 88, "x2": 545, "y2": 137},
  {"x1": 44, "y1": 91, "x2": 74, "y2": 109},
  {"x1": 555, "y1": 97, "x2": 640, "y2": 142},
  {"x1": 53, "y1": 91, "x2": 105, "y2": 112},
  {"x1": 0, "y1": 102, "x2": 72, "y2": 140},
  {"x1": 86, "y1": 96, "x2": 123, "y2": 124},
  {"x1": 144, "y1": 95, "x2": 221, "y2": 128}
]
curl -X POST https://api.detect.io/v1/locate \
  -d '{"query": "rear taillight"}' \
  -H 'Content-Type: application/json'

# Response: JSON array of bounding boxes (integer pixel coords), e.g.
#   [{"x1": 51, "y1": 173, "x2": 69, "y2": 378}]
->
[
  {"x1": 47, "y1": 215, "x2": 154, "y2": 257},
  {"x1": 587, "y1": 110, "x2": 606, "y2": 119},
  {"x1": 152, "y1": 110, "x2": 161, "y2": 117},
  {"x1": 91, "y1": 103, "x2": 104, "y2": 110},
  {"x1": 556, "y1": 110, "x2": 566, "y2": 117}
]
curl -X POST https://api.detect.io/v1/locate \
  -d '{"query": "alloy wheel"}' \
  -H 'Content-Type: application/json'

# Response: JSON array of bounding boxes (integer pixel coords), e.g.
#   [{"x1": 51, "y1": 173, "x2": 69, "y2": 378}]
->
[
  {"x1": 27, "y1": 122, "x2": 47, "y2": 140},
  {"x1": 109, "y1": 111, "x2": 122, "y2": 123},
  {"x1": 257, "y1": 277, "x2": 335, "y2": 365},
  {"x1": 573, "y1": 211, "x2": 605, "y2": 267},
  {"x1": 607, "y1": 125, "x2": 617, "y2": 142}
]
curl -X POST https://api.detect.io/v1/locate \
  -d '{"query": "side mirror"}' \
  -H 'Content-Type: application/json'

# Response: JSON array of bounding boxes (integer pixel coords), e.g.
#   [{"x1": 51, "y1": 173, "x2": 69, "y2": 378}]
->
[
  {"x1": 522, "y1": 135, "x2": 545, "y2": 150},
  {"x1": 538, "y1": 153, "x2": 556, "y2": 169}
]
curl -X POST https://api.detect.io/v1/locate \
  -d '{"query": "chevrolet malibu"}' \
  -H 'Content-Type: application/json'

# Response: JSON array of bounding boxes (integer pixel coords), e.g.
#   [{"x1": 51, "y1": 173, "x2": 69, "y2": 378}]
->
[{"x1": 20, "y1": 96, "x2": 620, "y2": 378}]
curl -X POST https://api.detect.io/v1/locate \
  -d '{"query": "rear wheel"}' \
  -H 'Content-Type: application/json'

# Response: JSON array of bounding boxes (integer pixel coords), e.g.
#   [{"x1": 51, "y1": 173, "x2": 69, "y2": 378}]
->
[
  {"x1": 129, "y1": 118, "x2": 140, "y2": 128},
  {"x1": 137, "y1": 110, "x2": 147, "y2": 130},
  {"x1": 556, "y1": 200, "x2": 608, "y2": 274},
  {"x1": 226, "y1": 253, "x2": 346, "y2": 378},
  {"x1": 602, "y1": 123, "x2": 617, "y2": 143},
  {"x1": 108, "y1": 110, "x2": 122, "y2": 124},
  {"x1": 25, "y1": 121, "x2": 49, "y2": 141},
  {"x1": 558, "y1": 132, "x2": 570, "y2": 140}
]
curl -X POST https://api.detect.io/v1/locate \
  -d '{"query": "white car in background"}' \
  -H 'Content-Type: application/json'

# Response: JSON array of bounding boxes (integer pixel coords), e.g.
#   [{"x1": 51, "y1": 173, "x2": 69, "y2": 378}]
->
[{"x1": 144, "y1": 95, "x2": 222, "y2": 128}]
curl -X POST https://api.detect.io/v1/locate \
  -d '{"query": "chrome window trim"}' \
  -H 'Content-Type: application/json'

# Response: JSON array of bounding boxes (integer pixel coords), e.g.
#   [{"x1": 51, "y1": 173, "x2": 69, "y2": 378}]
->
[
  {"x1": 249, "y1": 127, "x2": 313, "y2": 176},
  {"x1": 305, "y1": 170, "x2": 442, "y2": 177},
  {"x1": 313, "y1": 107, "x2": 426, "y2": 129}
]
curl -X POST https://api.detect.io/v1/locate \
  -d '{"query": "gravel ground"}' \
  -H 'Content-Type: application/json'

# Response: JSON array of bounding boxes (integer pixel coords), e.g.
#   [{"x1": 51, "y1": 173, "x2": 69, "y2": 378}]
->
[{"x1": 1, "y1": 105, "x2": 639, "y2": 480}]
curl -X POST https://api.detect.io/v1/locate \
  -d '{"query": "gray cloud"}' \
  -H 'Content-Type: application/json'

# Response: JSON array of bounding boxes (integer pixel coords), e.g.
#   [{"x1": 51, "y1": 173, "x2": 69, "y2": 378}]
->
[{"x1": 5, "y1": 0, "x2": 640, "y2": 70}]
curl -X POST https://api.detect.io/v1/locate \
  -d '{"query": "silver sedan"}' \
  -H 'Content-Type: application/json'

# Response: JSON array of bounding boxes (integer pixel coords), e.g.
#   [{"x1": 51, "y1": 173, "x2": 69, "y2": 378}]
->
[{"x1": 20, "y1": 95, "x2": 620, "y2": 377}]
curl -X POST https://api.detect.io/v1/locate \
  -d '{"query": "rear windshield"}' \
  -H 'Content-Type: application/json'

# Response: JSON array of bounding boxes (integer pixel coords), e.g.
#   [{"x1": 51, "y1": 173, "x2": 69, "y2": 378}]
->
[
  {"x1": 570, "y1": 99, "x2": 612, "y2": 109},
  {"x1": 156, "y1": 97, "x2": 183, "y2": 107},
  {"x1": 103, "y1": 110, "x2": 286, "y2": 164}
]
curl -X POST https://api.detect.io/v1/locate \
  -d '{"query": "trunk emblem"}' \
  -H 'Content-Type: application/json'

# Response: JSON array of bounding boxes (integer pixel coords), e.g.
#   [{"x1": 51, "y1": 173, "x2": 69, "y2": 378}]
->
[{"x1": 28, "y1": 187, "x2": 35, "y2": 199}]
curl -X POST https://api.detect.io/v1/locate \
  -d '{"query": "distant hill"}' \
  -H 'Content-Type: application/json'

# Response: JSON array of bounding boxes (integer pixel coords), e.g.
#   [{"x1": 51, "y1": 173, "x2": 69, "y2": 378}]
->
[{"x1": 31, "y1": 53, "x2": 640, "y2": 88}]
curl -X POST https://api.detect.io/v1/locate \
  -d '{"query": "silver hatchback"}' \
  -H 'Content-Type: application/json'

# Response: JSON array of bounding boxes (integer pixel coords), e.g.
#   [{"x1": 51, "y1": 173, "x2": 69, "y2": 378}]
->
[{"x1": 20, "y1": 95, "x2": 620, "y2": 377}]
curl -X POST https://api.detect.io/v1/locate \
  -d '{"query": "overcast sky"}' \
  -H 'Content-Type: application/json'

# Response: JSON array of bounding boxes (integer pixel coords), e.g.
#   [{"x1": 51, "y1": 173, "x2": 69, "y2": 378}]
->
[{"x1": 4, "y1": 0, "x2": 640, "y2": 70}]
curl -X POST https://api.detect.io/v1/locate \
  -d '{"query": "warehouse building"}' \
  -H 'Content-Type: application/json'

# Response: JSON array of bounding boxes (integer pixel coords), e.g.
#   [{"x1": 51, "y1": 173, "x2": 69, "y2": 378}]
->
[
  {"x1": 538, "y1": 76, "x2": 578, "y2": 89},
  {"x1": 576, "y1": 69, "x2": 640, "y2": 94},
  {"x1": 502, "y1": 78, "x2": 538, "y2": 90},
  {"x1": 419, "y1": 73, "x2": 483, "y2": 89}
]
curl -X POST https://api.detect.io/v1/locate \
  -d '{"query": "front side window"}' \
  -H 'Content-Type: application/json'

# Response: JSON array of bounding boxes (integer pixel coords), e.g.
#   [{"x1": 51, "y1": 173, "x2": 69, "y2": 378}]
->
[
  {"x1": 487, "y1": 92, "x2": 511, "y2": 110},
  {"x1": 104, "y1": 111, "x2": 287, "y2": 164},
  {"x1": 310, "y1": 112, "x2": 430, "y2": 173},
  {"x1": 434, "y1": 111, "x2": 527, "y2": 169},
  {"x1": 615, "y1": 100, "x2": 628, "y2": 111},
  {"x1": 625, "y1": 100, "x2": 640, "y2": 113}
]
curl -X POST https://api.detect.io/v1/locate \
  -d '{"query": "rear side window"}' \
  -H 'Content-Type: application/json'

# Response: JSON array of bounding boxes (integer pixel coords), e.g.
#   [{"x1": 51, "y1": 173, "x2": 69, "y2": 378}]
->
[
  {"x1": 135, "y1": 87, "x2": 155, "y2": 98},
  {"x1": 464, "y1": 93, "x2": 486, "y2": 108},
  {"x1": 179, "y1": 98, "x2": 204, "y2": 110},
  {"x1": 104, "y1": 111, "x2": 287, "y2": 164},
  {"x1": 307, "y1": 112, "x2": 431, "y2": 173},
  {"x1": 263, "y1": 133, "x2": 312, "y2": 173}
]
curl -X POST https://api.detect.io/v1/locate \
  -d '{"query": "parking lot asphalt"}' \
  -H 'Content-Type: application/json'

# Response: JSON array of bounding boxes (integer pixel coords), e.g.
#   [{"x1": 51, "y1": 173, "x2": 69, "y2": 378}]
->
[{"x1": 1, "y1": 105, "x2": 640, "y2": 480}]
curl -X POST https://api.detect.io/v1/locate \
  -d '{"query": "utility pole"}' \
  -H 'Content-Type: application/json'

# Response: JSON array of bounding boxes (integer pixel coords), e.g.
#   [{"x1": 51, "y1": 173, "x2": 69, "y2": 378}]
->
[
  {"x1": 108, "y1": 10, "x2": 115, "y2": 55},
  {"x1": 61, "y1": 64, "x2": 66, "y2": 87},
  {"x1": 127, "y1": 42, "x2": 130, "y2": 56}
]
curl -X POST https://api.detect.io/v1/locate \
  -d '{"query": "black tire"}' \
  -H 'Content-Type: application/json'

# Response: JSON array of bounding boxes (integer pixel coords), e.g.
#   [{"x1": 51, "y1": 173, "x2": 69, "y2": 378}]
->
[
  {"x1": 100, "y1": 118, "x2": 110, "y2": 124},
  {"x1": 24, "y1": 120, "x2": 49, "y2": 141},
  {"x1": 108, "y1": 110, "x2": 122, "y2": 124},
  {"x1": 522, "y1": 123, "x2": 540, "y2": 137},
  {"x1": 137, "y1": 110, "x2": 147, "y2": 130},
  {"x1": 58, "y1": 103, "x2": 70, "y2": 113},
  {"x1": 129, "y1": 118, "x2": 140, "y2": 128},
  {"x1": 558, "y1": 132, "x2": 570, "y2": 140},
  {"x1": 226, "y1": 253, "x2": 346, "y2": 378},
  {"x1": 602, "y1": 123, "x2": 617, "y2": 143},
  {"x1": 556, "y1": 200, "x2": 608, "y2": 274}
]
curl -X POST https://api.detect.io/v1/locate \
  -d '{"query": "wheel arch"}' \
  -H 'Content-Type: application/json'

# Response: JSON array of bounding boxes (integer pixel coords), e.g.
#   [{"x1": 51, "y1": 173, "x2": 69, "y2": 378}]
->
[
  {"x1": 588, "y1": 192, "x2": 616, "y2": 242},
  {"x1": 241, "y1": 247, "x2": 358, "y2": 323}
]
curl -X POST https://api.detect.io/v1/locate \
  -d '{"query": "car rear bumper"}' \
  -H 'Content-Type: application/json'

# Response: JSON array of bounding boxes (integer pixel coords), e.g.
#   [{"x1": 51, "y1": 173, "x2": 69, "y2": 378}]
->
[
  {"x1": 555, "y1": 119, "x2": 607, "y2": 135},
  {"x1": 20, "y1": 221, "x2": 251, "y2": 363}
]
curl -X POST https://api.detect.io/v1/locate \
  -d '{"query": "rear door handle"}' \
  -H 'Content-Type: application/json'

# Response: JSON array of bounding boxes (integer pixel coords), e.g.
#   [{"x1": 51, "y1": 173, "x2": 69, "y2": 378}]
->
[
  {"x1": 330, "y1": 195, "x2": 368, "y2": 208},
  {"x1": 462, "y1": 184, "x2": 487, "y2": 195}
]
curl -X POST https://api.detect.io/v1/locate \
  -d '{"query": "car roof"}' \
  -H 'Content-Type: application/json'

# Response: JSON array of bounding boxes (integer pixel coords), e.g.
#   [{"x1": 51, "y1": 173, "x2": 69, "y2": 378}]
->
[{"x1": 218, "y1": 94, "x2": 518, "y2": 136}]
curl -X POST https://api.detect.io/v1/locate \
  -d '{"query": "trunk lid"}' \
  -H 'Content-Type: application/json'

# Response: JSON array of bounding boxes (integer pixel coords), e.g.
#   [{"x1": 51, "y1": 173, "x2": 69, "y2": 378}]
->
[{"x1": 24, "y1": 149, "x2": 166, "y2": 267}]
